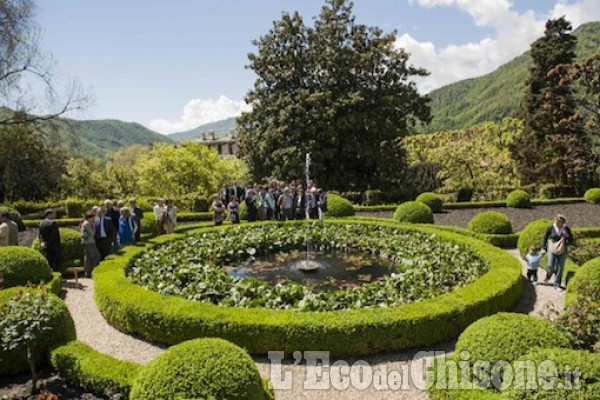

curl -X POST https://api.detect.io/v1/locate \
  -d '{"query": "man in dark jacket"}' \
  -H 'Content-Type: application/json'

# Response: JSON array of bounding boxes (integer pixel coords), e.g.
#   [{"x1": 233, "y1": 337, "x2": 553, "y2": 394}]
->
[
  {"x1": 129, "y1": 198, "x2": 143, "y2": 243},
  {"x1": 104, "y1": 200, "x2": 120, "y2": 252},
  {"x1": 95, "y1": 208, "x2": 114, "y2": 260},
  {"x1": 39, "y1": 209, "x2": 61, "y2": 272}
]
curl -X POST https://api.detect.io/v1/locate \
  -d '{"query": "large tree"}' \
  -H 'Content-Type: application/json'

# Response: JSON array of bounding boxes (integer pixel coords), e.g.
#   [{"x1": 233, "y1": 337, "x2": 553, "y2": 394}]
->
[
  {"x1": 513, "y1": 17, "x2": 596, "y2": 191},
  {"x1": 0, "y1": 0, "x2": 88, "y2": 126},
  {"x1": 237, "y1": 0, "x2": 430, "y2": 191}
]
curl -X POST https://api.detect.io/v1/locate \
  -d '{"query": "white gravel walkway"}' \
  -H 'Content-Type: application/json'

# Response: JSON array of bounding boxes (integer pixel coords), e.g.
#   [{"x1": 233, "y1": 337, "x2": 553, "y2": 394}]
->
[{"x1": 62, "y1": 249, "x2": 565, "y2": 399}]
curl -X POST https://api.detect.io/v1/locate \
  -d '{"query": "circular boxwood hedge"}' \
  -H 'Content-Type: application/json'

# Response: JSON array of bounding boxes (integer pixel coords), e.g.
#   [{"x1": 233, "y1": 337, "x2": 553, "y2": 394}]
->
[
  {"x1": 517, "y1": 219, "x2": 552, "y2": 257},
  {"x1": 416, "y1": 192, "x2": 443, "y2": 213},
  {"x1": 130, "y1": 338, "x2": 268, "y2": 400},
  {"x1": 32, "y1": 228, "x2": 83, "y2": 272},
  {"x1": 326, "y1": 193, "x2": 355, "y2": 217},
  {"x1": 467, "y1": 211, "x2": 513, "y2": 235},
  {"x1": 506, "y1": 189, "x2": 531, "y2": 208},
  {"x1": 94, "y1": 219, "x2": 522, "y2": 356},
  {"x1": 455, "y1": 313, "x2": 570, "y2": 374},
  {"x1": 0, "y1": 247, "x2": 53, "y2": 288},
  {"x1": 584, "y1": 188, "x2": 600, "y2": 204},
  {"x1": 0, "y1": 288, "x2": 76, "y2": 376},
  {"x1": 393, "y1": 201, "x2": 434, "y2": 224}
]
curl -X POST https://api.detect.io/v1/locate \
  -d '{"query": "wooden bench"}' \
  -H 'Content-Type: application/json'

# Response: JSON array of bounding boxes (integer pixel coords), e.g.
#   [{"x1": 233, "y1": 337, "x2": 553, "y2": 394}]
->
[{"x1": 66, "y1": 267, "x2": 85, "y2": 288}]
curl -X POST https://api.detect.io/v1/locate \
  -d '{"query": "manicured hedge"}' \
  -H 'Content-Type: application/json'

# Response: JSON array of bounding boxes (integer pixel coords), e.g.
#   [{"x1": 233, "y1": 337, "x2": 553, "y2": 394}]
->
[
  {"x1": 584, "y1": 188, "x2": 600, "y2": 205},
  {"x1": 24, "y1": 218, "x2": 81, "y2": 228},
  {"x1": 468, "y1": 211, "x2": 512, "y2": 235},
  {"x1": 505, "y1": 347, "x2": 600, "y2": 399},
  {"x1": 566, "y1": 256, "x2": 600, "y2": 306},
  {"x1": 0, "y1": 288, "x2": 75, "y2": 376},
  {"x1": 326, "y1": 194, "x2": 355, "y2": 217},
  {"x1": 0, "y1": 247, "x2": 53, "y2": 288},
  {"x1": 393, "y1": 201, "x2": 434, "y2": 224},
  {"x1": 32, "y1": 228, "x2": 82, "y2": 272},
  {"x1": 130, "y1": 338, "x2": 268, "y2": 400},
  {"x1": 518, "y1": 219, "x2": 553, "y2": 257},
  {"x1": 94, "y1": 219, "x2": 522, "y2": 356},
  {"x1": 416, "y1": 192, "x2": 444, "y2": 213},
  {"x1": 506, "y1": 189, "x2": 531, "y2": 208},
  {"x1": 51, "y1": 341, "x2": 142, "y2": 398}
]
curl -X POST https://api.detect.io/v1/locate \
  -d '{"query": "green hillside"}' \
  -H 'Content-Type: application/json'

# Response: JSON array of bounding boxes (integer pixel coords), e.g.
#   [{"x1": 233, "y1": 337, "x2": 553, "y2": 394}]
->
[
  {"x1": 0, "y1": 108, "x2": 172, "y2": 159},
  {"x1": 423, "y1": 21, "x2": 600, "y2": 134},
  {"x1": 169, "y1": 117, "x2": 236, "y2": 142}
]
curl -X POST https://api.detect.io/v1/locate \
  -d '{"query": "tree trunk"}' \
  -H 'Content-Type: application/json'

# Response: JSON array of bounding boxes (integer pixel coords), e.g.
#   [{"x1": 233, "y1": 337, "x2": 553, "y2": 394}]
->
[{"x1": 26, "y1": 345, "x2": 38, "y2": 394}]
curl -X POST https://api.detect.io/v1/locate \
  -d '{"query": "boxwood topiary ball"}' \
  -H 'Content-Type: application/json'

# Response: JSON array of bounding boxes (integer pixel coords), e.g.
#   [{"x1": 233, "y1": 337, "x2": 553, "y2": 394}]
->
[
  {"x1": 326, "y1": 193, "x2": 355, "y2": 217},
  {"x1": 0, "y1": 247, "x2": 53, "y2": 288},
  {"x1": 455, "y1": 313, "x2": 570, "y2": 385},
  {"x1": 416, "y1": 192, "x2": 444, "y2": 213},
  {"x1": 518, "y1": 219, "x2": 552, "y2": 257},
  {"x1": 393, "y1": 201, "x2": 434, "y2": 224},
  {"x1": 506, "y1": 189, "x2": 531, "y2": 208},
  {"x1": 468, "y1": 211, "x2": 513, "y2": 235},
  {"x1": 130, "y1": 338, "x2": 268, "y2": 400},
  {"x1": 584, "y1": 188, "x2": 600, "y2": 204}
]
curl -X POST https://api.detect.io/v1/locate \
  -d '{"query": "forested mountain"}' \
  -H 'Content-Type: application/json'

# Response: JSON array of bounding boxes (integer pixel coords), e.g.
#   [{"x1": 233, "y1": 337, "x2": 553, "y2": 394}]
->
[
  {"x1": 423, "y1": 21, "x2": 600, "y2": 134},
  {"x1": 168, "y1": 117, "x2": 236, "y2": 142}
]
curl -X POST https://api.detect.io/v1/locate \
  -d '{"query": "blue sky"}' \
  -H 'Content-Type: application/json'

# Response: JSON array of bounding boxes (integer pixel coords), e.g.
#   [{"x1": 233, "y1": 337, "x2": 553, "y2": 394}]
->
[{"x1": 36, "y1": 0, "x2": 600, "y2": 134}]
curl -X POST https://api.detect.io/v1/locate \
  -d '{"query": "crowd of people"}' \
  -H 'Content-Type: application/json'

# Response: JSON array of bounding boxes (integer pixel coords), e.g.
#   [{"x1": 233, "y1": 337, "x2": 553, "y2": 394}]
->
[{"x1": 211, "y1": 180, "x2": 328, "y2": 226}]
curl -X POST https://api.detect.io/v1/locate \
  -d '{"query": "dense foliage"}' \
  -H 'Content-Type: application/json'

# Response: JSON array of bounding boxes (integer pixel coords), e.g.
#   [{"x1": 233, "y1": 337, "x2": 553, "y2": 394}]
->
[
  {"x1": 517, "y1": 219, "x2": 552, "y2": 257},
  {"x1": 326, "y1": 193, "x2": 355, "y2": 217},
  {"x1": 0, "y1": 247, "x2": 53, "y2": 288},
  {"x1": 128, "y1": 223, "x2": 488, "y2": 312},
  {"x1": 237, "y1": 0, "x2": 430, "y2": 192},
  {"x1": 584, "y1": 188, "x2": 600, "y2": 204},
  {"x1": 403, "y1": 120, "x2": 522, "y2": 201},
  {"x1": 393, "y1": 201, "x2": 434, "y2": 224},
  {"x1": 467, "y1": 212, "x2": 512, "y2": 235},
  {"x1": 130, "y1": 338, "x2": 268, "y2": 400}
]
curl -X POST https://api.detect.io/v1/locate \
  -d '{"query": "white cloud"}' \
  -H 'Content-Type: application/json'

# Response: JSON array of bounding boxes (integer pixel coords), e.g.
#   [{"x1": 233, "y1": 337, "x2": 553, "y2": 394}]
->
[
  {"x1": 399, "y1": 0, "x2": 600, "y2": 93},
  {"x1": 149, "y1": 95, "x2": 250, "y2": 134}
]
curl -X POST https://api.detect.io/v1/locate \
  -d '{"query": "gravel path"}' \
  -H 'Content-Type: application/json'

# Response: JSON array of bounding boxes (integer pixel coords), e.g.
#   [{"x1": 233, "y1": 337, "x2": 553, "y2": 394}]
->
[
  {"x1": 59, "y1": 247, "x2": 566, "y2": 400},
  {"x1": 360, "y1": 203, "x2": 600, "y2": 232}
]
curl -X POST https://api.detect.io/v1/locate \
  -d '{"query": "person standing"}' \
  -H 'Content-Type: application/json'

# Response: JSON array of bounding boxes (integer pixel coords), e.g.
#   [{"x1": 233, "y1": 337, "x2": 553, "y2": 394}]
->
[
  {"x1": 95, "y1": 207, "x2": 113, "y2": 260},
  {"x1": 39, "y1": 209, "x2": 61, "y2": 272},
  {"x1": 266, "y1": 187, "x2": 275, "y2": 220},
  {"x1": 0, "y1": 213, "x2": 10, "y2": 247},
  {"x1": 81, "y1": 211, "x2": 101, "y2": 278},
  {"x1": 164, "y1": 199, "x2": 178, "y2": 234},
  {"x1": 153, "y1": 198, "x2": 166, "y2": 235},
  {"x1": 278, "y1": 188, "x2": 294, "y2": 221},
  {"x1": 227, "y1": 196, "x2": 241, "y2": 224},
  {"x1": 6, "y1": 214, "x2": 19, "y2": 246},
  {"x1": 541, "y1": 214, "x2": 574, "y2": 292},
  {"x1": 105, "y1": 200, "x2": 120, "y2": 252},
  {"x1": 129, "y1": 198, "x2": 143, "y2": 243},
  {"x1": 212, "y1": 196, "x2": 226, "y2": 226},
  {"x1": 318, "y1": 189, "x2": 328, "y2": 222},
  {"x1": 308, "y1": 187, "x2": 319, "y2": 219},
  {"x1": 295, "y1": 188, "x2": 306, "y2": 220},
  {"x1": 245, "y1": 190, "x2": 258, "y2": 222},
  {"x1": 118, "y1": 208, "x2": 138, "y2": 246}
]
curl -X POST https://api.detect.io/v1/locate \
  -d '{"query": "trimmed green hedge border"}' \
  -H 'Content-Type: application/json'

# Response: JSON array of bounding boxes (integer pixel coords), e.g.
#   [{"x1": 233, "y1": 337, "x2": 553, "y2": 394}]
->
[
  {"x1": 51, "y1": 341, "x2": 142, "y2": 398},
  {"x1": 94, "y1": 219, "x2": 522, "y2": 356},
  {"x1": 353, "y1": 197, "x2": 585, "y2": 212}
]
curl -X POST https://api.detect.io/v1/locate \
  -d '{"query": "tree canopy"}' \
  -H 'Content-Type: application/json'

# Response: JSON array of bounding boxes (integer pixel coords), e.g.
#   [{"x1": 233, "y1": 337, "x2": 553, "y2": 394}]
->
[{"x1": 237, "y1": 0, "x2": 430, "y2": 191}]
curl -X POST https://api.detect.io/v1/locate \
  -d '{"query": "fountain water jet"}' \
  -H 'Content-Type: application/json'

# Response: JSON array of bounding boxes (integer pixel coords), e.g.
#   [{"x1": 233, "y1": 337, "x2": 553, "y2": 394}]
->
[{"x1": 298, "y1": 153, "x2": 320, "y2": 273}]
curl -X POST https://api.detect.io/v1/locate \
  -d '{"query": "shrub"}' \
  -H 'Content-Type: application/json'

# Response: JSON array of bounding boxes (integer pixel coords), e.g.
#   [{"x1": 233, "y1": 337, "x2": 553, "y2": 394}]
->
[
  {"x1": 457, "y1": 187, "x2": 473, "y2": 202},
  {"x1": 51, "y1": 341, "x2": 142, "y2": 398},
  {"x1": 140, "y1": 212, "x2": 158, "y2": 235},
  {"x1": 32, "y1": 228, "x2": 83, "y2": 272},
  {"x1": 340, "y1": 191, "x2": 363, "y2": 205},
  {"x1": 506, "y1": 189, "x2": 531, "y2": 208},
  {"x1": 505, "y1": 347, "x2": 600, "y2": 399},
  {"x1": 393, "y1": 201, "x2": 433, "y2": 224},
  {"x1": 584, "y1": 188, "x2": 600, "y2": 204},
  {"x1": 0, "y1": 247, "x2": 53, "y2": 288},
  {"x1": 416, "y1": 192, "x2": 443, "y2": 213},
  {"x1": 326, "y1": 193, "x2": 355, "y2": 217},
  {"x1": 178, "y1": 192, "x2": 209, "y2": 212},
  {"x1": 538, "y1": 184, "x2": 578, "y2": 199},
  {"x1": 65, "y1": 198, "x2": 85, "y2": 218},
  {"x1": 454, "y1": 313, "x2": 570, "y2": 384},
  {"x1": 0, "y1": 288, "x2": 76, "y2": 376},
  {"x1": 517, "y1": 219, "x2": 552, "y2": 257},
  {"x1": 364, "y1": 189, "x2": 384, "y2": 206},
  {"x1": 0, "y1": 205, "x2": 25, "y2": 231},
  {"x1": 569, "y1": 239, "x2": 600, "y2": 265},
  {"x1": 559, "y1": 282, "x2": 600, "y2": 350},
  {"x1": 130, "y1": 338, "x2": 268, "y2": 400},
  {"x1": 468, "y1": 212, "x2": 513, "y2": 235}
]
